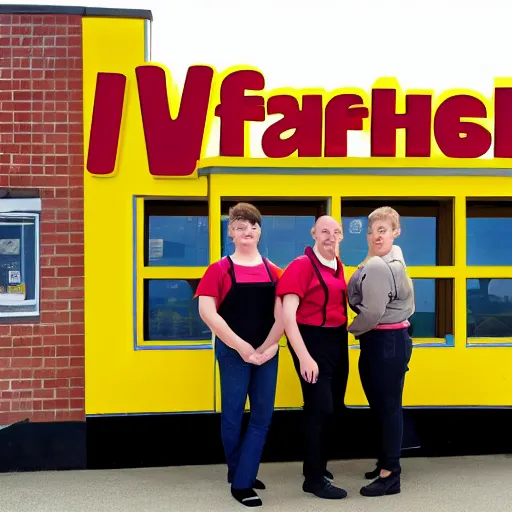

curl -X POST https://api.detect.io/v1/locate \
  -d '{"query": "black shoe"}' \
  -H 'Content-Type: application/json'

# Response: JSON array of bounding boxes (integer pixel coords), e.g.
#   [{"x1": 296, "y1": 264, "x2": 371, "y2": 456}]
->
[
  {"x1": 360, "y1": 472, "x2": 401, "y2": 497},
  {"x1": 365, "y1": 464, "x2": 380, "y2": 480},
  {"x1": 231, "y1": 487, "x2": 262, "y2": 507},
  {"x1": 324, "y1": 469, "x2": 334, "y2": 481},
  {"x1": 303, "y1": 479, "x2": 348, "y2": 499}
]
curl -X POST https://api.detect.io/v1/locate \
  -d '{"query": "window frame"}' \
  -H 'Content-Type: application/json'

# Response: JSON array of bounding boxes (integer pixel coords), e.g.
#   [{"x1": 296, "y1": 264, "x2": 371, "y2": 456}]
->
[
  {"x1": 465, "y1": 199, "x2": 512, "y2": 346},
  {"x1": 134, "y1": 197, "x2": 211, "y2": 350},
  {"x1": 0, "y1": 199, "x2": 41, "y2": 321}
]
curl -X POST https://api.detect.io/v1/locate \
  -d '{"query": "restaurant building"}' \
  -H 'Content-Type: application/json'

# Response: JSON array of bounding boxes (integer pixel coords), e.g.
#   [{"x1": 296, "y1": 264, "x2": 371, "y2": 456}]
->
[{"x1": 0, "y1": 4, "x2": 511, "y2": 472}]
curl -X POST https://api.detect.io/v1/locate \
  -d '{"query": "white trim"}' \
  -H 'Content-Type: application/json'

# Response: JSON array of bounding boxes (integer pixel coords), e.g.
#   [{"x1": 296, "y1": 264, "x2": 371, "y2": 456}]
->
[{"x1": 0, "y1": 198, "x2": 42, "y2": 213}]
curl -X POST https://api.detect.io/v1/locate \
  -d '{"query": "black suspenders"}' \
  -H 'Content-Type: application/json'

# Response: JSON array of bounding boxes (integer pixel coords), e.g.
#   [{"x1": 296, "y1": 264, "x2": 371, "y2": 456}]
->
[{"x1": 306, "y1": 254, "x2": 347, "y2": 327}]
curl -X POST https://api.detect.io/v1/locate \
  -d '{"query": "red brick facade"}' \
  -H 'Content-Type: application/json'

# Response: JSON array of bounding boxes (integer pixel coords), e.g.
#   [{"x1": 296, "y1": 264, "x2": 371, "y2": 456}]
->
[{"x1": 0, "y1": 14, "x2": 84, "y2": 424}]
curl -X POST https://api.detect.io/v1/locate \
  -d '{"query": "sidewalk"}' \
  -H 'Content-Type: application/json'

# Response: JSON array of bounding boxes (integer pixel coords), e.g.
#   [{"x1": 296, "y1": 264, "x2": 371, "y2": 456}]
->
[{"x1": 2, "y1": 455, "x2": 511, "y2": 511}]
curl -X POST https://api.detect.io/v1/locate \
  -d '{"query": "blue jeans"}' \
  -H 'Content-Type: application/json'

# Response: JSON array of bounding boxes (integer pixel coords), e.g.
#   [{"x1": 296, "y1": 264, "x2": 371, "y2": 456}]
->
[{"x1": 215, "y1": 338, "x2": 279, "y2": 489}]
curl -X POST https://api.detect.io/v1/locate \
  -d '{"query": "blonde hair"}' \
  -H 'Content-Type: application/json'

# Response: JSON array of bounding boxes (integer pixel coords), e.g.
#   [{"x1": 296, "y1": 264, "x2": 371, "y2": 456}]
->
[{"x1": 368, "y1": 206, "x2": 401, "y2": 235}]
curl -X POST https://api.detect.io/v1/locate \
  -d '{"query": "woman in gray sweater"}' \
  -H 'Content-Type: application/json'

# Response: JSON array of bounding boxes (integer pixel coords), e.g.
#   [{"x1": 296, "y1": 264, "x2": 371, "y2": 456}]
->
[{"x1": 347, "y1": 207, "x2": 414, "y2": 498}]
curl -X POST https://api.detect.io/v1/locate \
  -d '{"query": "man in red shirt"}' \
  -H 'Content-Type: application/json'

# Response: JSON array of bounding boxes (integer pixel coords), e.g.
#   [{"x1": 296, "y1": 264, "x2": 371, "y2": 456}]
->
[
  {"x1": 196, "y1": 203, "x2": 284, "y2": 508},
  {"x1": 277, "y1": 215, "x2": 349, "y2": 500}
]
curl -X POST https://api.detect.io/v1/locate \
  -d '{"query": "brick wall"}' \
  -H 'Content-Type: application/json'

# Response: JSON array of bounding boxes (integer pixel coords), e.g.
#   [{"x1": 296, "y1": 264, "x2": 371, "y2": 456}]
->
[{"x1": 0, "y1": 14, "x2": 84, "y2": 423}]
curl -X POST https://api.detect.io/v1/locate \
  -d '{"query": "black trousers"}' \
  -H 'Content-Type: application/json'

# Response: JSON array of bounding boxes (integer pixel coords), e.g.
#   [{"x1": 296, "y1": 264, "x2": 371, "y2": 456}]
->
[
  {"x1": 358, "y1": 328, "x2": 413, "y2": 472},
  {"x1": 290, "y1": 324, "x2": 349, "y2": 484}
]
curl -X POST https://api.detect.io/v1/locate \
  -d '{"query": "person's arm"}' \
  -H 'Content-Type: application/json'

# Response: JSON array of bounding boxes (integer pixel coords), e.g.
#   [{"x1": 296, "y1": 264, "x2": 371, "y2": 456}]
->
[
  {"x1": 347, "y1": 261, "x2": 391, "y2": 337},
  {"x1": 282, "y1": 294, "x2": 319, "y2": 383},
  {"x1": 256, "y1": 297, "x2": 284, "y2": 353},
  {"x1": 198, "y1": 296, "x2": 259, "y2": 363}
]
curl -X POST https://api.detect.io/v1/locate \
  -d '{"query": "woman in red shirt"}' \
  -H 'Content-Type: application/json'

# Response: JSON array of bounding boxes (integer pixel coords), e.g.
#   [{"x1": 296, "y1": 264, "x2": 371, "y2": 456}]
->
[
  {"x1": 277, "y1": 215, "x2": 349, "y2": 500},
  {"x1": 196, "y1": 203, "x2": 283, "y2": 508}
]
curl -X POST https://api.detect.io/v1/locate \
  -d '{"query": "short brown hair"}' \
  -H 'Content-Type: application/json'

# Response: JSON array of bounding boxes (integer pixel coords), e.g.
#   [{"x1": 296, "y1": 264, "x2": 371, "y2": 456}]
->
[
  {"x1": 228, "y1": 202, "x2": 262, "y2": 226},
  {"x1": 368, "y1": 206, "x2": 401, "y2": 233}
]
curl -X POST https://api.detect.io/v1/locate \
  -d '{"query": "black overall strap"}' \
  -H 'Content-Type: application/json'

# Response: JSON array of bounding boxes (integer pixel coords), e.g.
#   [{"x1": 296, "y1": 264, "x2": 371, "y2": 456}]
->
[
  {"x1": 226, "y1": 256, "x2": 237, "y2": 283},
  {"x1": 261, "y1": 258, "x2": 275, "y2": 283},
  {"x1": 306, "y1": 253, "x2": 329, "y2": 327}
]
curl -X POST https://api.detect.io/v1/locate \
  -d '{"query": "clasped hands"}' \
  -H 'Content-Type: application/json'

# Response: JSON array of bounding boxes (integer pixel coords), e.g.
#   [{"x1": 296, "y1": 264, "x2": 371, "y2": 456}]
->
[{"x1": 239, "y1": 342, "x2": 279, "y2": 365}]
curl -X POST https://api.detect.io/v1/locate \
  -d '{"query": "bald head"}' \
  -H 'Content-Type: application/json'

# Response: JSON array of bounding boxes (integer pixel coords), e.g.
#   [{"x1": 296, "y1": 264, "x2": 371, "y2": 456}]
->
[
  {"x1": 311, "y1": 216, "x2": 343, "y2": 259},
  {"x1": 313, "y1": 215, "x2": 341, "y2": 232}
]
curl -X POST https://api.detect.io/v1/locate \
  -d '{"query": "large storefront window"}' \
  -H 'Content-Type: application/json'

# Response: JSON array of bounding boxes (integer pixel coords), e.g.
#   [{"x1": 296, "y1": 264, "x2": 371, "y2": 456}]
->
[
  {"x1": 467, "y1": 278, "x2": 512, "y2": 338},
  {"x1": 220, "y1": 200, "x2": 328, "y2": 268},
  {"x1": 340, "y1": 199, "x2": 453, "y2": 267},
  {"x1": 467, "y1": 201, "x2": 512, "y2": 266},
  {"x1": 0, "y1": 200, "x2": 40, "y2": 319},
  {"x1": 139, "y1": 199, "x2": 210, "y2": 346}
]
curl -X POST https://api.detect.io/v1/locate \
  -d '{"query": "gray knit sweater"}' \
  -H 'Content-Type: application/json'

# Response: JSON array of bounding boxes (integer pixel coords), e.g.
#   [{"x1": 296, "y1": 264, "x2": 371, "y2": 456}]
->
[{"x1": 347, "y1": 246, "x2": 415, "y2": 337}]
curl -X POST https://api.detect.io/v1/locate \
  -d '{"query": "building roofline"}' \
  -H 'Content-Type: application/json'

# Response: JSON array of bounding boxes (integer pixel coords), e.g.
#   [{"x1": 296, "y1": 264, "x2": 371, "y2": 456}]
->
[{"x1": 0, "y1": 4, "x2": 153, "y2": 21}]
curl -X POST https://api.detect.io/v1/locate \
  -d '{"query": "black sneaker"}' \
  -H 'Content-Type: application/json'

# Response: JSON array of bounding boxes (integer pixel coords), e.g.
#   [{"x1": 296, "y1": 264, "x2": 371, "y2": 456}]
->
[
  {"x1": 360, "y1": 472, "x2": 400, "y2": 497},
  {"x1": 303, "y1": 479, "x2": 348, "y2": 499}
]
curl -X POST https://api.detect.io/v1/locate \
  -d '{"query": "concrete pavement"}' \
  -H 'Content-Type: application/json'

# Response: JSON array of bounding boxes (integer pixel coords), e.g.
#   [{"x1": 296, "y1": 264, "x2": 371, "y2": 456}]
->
[{"x1": 2, "y1": 455, "x2": 511, "y2": 511}]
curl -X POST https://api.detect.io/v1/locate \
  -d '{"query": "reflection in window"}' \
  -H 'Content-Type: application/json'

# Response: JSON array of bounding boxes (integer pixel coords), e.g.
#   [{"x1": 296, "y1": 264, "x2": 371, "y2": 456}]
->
[
  {"x1": 341, "y1": 217, "x2": 436, "y2": 267},
  {"x1": 147, "y1": 216, "x2": 209, "y2": 267},
  {"x1": 0, "y1": 213, "x2": 39, "y2": 317},
  {"x1": 221, "y1": 216, "x2": 316, "y2": 268},
  {"x1": 467, "y1": 218, "x2": 512, "y2": 266},
  {"x1": 409, "y1": 279, "x2": 436, "y2": 338},
  {"x1": 467, "y1": 279, "x2": 512, "y2": 338},
  {"x1": 145, "y1": 279, "x2": 211, "y2": 341}
]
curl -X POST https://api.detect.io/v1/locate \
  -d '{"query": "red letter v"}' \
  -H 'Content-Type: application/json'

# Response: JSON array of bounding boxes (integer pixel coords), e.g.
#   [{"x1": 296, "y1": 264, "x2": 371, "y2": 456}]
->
[{"x1": 136, "y1": 65, "x2": 214, "y2": 177}]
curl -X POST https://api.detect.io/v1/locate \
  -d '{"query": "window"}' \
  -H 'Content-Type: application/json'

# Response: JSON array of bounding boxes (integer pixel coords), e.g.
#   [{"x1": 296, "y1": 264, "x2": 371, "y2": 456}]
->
[
  {"x1": 144, "y1": 200, "x2": 209, "y2": 267},
  {"x1": 138, "y1": 198, "x2": 210, "y2": 346},
  {"x1": 467, "y1": 279, "x2": 512, "y2": 338},
  {"x1": 0, "y1": 199, "x2": 40, "y2": 319},
  {"x1": 340, "y1": 199, "x2": 453, "y2": 267},
  {"x1": 144, "y1": 279, "x2": 210, "y2": 341},
  {"x1": 409, "y1": 279, "x2": 436, "y2": 338},
  {"x1": 408, "y1": 278, "x2": 453, "y2": 339},
  {"x1": 467, "y1": 200, "x2": 512, "y2": 266},
  {"x1": 221, "y1": 200, "x2": 328, "y2": 268}
]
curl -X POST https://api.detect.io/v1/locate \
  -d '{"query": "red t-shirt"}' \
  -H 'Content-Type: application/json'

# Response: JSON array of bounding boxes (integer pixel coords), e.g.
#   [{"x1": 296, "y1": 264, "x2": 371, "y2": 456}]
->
[
  {"x1": 276, "y1": 252, "x2": 347, "y2": 327},
  {"x1": 195, "y1": 257, "x2": 283, "y2": 307}
]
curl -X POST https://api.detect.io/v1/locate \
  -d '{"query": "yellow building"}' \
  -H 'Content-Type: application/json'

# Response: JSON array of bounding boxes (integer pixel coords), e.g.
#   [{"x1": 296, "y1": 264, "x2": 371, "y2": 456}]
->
[{"x1": 83, "y1": 10, "x2": 512, "y2": 466}]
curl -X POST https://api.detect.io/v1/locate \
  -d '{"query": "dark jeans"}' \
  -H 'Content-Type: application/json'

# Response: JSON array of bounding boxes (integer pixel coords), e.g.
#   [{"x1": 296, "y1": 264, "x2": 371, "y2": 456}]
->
[
  {"x1": 290, "y1": 325, "x2": 349, "y2": 485},
  {"x1": 358, "y1": 328, "x2": 413, "y2": 472},
  {"x1": 215, "y1": 338, "x2": 279, "y2": 489}
]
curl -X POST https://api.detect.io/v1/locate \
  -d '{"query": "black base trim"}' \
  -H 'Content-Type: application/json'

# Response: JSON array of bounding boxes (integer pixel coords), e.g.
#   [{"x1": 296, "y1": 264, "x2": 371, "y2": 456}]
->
[
  {"x1": 1, "y1": 408, "x2": 511, "y2": 472},
  {"x1": 85, "y1": 408, "x2": 512, "y2": 470}
]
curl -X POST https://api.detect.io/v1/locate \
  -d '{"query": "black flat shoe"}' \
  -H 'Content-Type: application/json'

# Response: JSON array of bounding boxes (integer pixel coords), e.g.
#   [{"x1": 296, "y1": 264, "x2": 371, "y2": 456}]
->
[
  {"x1": 303, "y1": 479, "x2": 348, "y2": 499},
  {"x1": 360, "y1": 472, "x2": 400, "y2": 497},
  {"x1": 231, "y1": 487, "x2": 263, "y2": 507},
  {"x1": 365, "y1": 465, "x2": 381, "y2": 479}
]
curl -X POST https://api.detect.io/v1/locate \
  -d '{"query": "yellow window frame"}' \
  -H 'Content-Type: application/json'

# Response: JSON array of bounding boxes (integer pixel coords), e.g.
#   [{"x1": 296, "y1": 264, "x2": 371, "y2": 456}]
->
[{"x1": 134, "y1": 196, "x2": 213, "y2": 349}]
